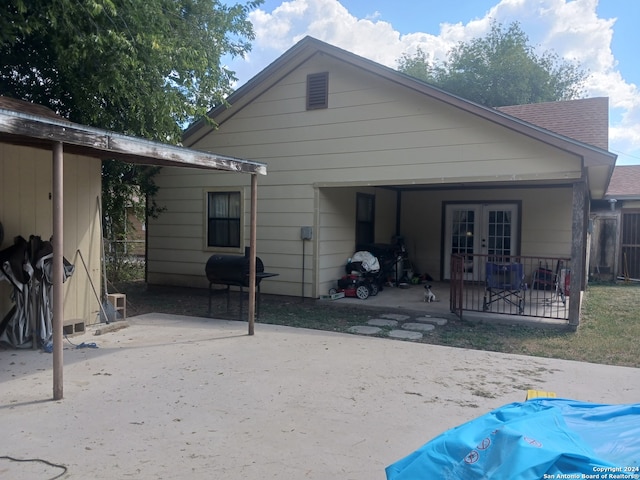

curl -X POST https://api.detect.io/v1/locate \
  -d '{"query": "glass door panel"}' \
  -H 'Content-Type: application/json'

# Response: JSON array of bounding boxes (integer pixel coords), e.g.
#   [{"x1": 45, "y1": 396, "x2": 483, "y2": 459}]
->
[
  {"x1": 445, "y1": 203, "x2": 518, "y2": 280},
  {"x1": 445, "y1": 205, "x2": 480, "y2": 280}
]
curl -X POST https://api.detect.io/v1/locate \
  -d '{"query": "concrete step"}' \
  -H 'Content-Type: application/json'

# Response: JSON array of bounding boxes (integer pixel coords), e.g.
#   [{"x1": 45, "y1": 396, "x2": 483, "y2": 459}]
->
[
  {"x1": 401, "y1": 322, "x2": 435, "y2": 332},
  {"x1": 414, "y1": 316, "x2": 448, "y2": 326},
  {"x1": 388, "y1": 330, "x2": 423, "y2": 340},
  {"x1": 367, "y1": 318, "x2": 398, "y2": 327}
]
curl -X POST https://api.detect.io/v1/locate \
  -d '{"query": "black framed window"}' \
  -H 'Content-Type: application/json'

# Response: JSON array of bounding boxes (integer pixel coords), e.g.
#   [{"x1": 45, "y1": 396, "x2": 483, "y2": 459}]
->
[
  {"x1": 356, "y1": 193, "x2": 375, "y2": 250},
  {"x1": 207, "y1": 191, "x2": 241, "y2": 248}
]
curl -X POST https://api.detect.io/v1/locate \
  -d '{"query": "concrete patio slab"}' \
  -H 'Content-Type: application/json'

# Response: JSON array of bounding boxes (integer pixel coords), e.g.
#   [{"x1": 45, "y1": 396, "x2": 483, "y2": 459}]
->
[{"x1": 2, "y1": 313, "x2": 639, "y2": 480}]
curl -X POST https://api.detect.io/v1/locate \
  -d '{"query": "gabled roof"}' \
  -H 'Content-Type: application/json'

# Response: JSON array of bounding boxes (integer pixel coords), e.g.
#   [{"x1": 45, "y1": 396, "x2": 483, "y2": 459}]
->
[
  {"x1": 185, "y1": 36, "x2": 615, "y2": 170},
  {"x1": 0, "y1": 97, "x2": 266, "y2": 175},
  {"x1": 497, "y1": 98, "x2": 609, "y2": 150},
  {"x1": 605, "y1": 165, "x2": 640, "y2": 199},
  {"x1": 183, "y1": 36, "x2": 618, "y2": 199}
]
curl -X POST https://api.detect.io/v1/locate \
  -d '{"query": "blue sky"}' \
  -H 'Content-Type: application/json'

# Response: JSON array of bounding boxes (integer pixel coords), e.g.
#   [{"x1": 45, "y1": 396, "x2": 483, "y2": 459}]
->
[{"x1": 224, "y1": 0, "x2": 640, "y2": 165}]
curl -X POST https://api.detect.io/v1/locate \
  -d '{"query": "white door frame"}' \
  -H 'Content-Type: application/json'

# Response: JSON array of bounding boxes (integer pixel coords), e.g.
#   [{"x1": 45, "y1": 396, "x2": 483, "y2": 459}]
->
[{"x1": 443, "y1": 202, "x2": 520, "y2": 280}]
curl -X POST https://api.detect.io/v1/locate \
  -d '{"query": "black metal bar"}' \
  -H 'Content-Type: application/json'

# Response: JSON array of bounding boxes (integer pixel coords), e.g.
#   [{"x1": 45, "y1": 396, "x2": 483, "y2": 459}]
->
[{"x1": 451, "y1": 253, "x2": 570, "y2": 320}]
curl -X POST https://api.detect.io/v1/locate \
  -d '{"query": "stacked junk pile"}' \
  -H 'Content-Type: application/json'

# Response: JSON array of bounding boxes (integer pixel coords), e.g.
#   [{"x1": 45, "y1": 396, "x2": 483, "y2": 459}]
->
[
  {"x1": 329, "y1": 251, "x2": 387, "y2": 300},
  {"x1": 0, "y1": 234, "x2": 74, "y2": 349},
  {"x1": 329, "y1": 241, "x2": 421, "y2": 300}
]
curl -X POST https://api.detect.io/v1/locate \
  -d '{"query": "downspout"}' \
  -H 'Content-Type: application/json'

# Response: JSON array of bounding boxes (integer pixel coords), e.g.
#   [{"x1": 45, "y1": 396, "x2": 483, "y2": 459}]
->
[
  {"x1": 395, "y1": 190, "x2": 402, "y2": 236},
  {"x1": 300, "y1": 226, "x2": 313, "y2": 301}
]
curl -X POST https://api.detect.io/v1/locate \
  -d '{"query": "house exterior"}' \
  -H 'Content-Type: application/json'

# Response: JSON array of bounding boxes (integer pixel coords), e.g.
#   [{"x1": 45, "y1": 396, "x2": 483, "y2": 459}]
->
[
  {"x1": 590, "y1": 165, "x2": 640, "y2": 281},
  {"x1": 147, "y1": 37, "x2": 616, "y2": 325}
]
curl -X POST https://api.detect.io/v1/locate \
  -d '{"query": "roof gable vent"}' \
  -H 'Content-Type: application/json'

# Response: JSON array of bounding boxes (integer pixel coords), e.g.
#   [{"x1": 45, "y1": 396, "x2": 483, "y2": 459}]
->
[{"x1": 307, "y1": 72, "x2": 328, "y2": 110}]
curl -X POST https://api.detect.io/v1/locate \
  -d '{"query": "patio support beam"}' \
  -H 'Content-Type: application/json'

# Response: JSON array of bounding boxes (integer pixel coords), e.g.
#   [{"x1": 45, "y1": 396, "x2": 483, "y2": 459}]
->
[
  {"x1": 248, "y1": 174, "x2": 257, "y2": 335},
  {"x1": 52, "y1": 141, "x2": 64, "y2": 400},
  {"x1": 569, "y1": 179, "x2": 587, "y2": 330}
]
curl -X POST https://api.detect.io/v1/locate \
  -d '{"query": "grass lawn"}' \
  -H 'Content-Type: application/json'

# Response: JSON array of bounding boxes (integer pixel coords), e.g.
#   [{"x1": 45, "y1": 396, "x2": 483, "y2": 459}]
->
[
  {"x1": 430, "y1": 283, "x2": 640, "y2": 368},
  {"x1": 121, "y1": 281, "x2": 640, "y2": 368}
]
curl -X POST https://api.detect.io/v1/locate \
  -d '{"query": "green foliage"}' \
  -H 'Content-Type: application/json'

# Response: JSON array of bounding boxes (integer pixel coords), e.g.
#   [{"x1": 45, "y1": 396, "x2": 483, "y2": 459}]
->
[
  {"x1": 2, "y1": 0, "x2": 262, "y2": 140},
  {"x1": 106, "y1": 255, "x2": 145, "y2": 283},
  {"x1": 101, "y1": 159, "x2": 158, "y2": 282},
  {"x1": 397, "y1": 21, "x2": 586, "y2": 107},
  {"x1": 397, "y1": 47, "x2": 434, "y2": 84},
  {"x1": 2, "y1": 0, "x2": 262, "y2": 276}
]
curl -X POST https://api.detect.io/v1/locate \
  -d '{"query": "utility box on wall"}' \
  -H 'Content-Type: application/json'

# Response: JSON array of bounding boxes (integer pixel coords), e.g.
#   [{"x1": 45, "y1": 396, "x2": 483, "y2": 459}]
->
[{"x1": 300, "y1": 226, "x2": 313, "y2": 240}]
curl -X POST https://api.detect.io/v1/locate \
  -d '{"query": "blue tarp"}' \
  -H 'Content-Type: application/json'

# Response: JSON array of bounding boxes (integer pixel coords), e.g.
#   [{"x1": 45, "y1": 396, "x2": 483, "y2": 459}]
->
[{"x1": 386, "y1": 398, "x2": 640, "y2": 480}]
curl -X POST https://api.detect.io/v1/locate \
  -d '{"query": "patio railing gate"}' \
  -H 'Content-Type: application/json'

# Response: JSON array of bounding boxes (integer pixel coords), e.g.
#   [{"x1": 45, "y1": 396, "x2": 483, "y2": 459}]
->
[
  {"x1": 449, "y1": 254, "x2": 571, "y2": 320},
  {"x1": 450, "y1": 254, "x2": 464, "y2": 319}
]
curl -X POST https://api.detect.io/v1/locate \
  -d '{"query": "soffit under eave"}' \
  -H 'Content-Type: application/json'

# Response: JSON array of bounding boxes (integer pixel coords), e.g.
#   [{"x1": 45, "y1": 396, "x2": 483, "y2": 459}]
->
[{"x1": 588, "y1": 163, "x2": 616, "y2": 200}]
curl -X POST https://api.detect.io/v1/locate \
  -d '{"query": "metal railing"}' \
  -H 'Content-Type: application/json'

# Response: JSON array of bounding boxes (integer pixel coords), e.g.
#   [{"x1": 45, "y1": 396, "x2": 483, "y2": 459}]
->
[{"x1": 450, "y1": 254, "x2": 571, "y2": 320}]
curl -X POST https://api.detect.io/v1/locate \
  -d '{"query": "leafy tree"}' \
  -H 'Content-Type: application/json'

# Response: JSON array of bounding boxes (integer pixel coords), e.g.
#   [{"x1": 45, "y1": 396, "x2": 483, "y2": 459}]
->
[
  {"x1": 397, "y1": 21, "x2": 586, "y2": 107},
  {"x1": 1, "y1": 0, "x2": 262, "y2": 279}
]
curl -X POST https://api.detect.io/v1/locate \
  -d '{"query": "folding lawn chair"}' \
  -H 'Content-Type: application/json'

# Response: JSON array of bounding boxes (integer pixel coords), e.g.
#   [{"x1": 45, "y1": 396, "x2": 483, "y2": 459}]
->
[
  {"x1": 549, "y1": 259, "x2": 567, "y2": 305},
  {"x1": 483, "y1": 262, "x2": 525, "y2": 314}
]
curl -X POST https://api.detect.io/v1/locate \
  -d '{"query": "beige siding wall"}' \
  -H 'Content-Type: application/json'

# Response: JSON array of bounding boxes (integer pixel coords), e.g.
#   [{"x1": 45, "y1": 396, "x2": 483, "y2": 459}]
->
[
  {"x1": 0, "y1": 144, "x2": 102, "y2": 325},
  {"x1": 195, "y1": 55, "x2": 582, "y2": 186},
  {"x1": 149, "y1": 54, "x2": 583, "y2": 297},
  {"x1": 148, "y1": 169, "x2": 318, "y2": 294}
]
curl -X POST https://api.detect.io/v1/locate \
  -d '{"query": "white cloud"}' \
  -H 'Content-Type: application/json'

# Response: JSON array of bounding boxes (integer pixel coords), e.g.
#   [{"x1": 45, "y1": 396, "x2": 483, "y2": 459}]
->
[
  {"x1": 236, "y1": 0, "x2": 640, "y2": 164},
  {"x1": 247, "y1": 0, "x2": 405, "y2": 66}
]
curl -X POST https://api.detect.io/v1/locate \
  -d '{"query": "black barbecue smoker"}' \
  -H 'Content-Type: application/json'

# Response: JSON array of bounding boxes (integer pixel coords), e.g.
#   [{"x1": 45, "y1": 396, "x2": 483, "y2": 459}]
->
[{"x1": 205, "y1": 249, "x2": 277, "y2": 319}]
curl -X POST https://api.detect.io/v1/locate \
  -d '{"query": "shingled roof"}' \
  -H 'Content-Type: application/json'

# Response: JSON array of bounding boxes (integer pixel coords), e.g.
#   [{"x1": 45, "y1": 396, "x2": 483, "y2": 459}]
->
[
  {"x1": 0, "y1": 96, "x2": 67, "y2": 121},
  {"x1": 605, "y1": 165, "x2": 640, "y2": 199},
  {"x1": 497, "y1": 97, "x2": 609, "y2": 150}
]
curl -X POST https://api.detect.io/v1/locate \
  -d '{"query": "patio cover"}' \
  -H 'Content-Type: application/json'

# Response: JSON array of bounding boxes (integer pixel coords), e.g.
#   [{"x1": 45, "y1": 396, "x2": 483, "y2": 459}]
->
[{"x1": 0, "y1": 97, "x2": 267, "y2": 400}]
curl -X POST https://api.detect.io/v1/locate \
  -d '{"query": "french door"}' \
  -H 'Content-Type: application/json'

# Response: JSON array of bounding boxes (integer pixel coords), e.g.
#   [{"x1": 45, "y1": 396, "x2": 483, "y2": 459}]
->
[{"x1": 444, "y1": 203, "x2": 519, "y2": 280}]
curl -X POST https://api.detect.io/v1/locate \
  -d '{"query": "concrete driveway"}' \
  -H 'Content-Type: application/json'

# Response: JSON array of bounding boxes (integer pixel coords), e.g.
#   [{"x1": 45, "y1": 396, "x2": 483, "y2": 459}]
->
[{"x1": 1, "y1": 313, "x2": 639, "y2": 479}]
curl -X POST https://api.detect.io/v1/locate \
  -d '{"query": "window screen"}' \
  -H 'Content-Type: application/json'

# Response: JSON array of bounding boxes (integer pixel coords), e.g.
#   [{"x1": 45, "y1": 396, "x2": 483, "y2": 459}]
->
[
  {"x1": 355, "y1": 193, "x2": 375, "y2": 250},
  {"x1": 207, "y1": 191, "x2": 241, "y2": 248}
]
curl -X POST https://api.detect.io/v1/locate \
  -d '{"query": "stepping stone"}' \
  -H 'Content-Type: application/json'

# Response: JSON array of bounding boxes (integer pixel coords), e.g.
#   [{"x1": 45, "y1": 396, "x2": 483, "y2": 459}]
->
[
  {"x1": 402, "y1": 322, "x2": 435, "y2": 332},
  {"x1": 388, "y1": 329, "x2": 423, "y2": 340},
  {"x1": 380, "y1": 313, "x2": 411, "y2": 321},
  {"x1": 348, "y1": 325, "x2": 382, "y2": 335},
  {"x1": 368, "y1": 318, "x2": 398, "y2": 327},
  {"x1": 414, "y1": 316, "x2": 448, "y2": 326}
]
